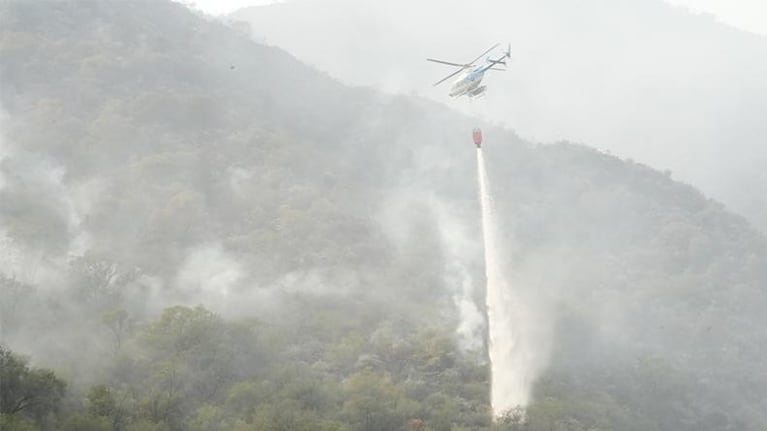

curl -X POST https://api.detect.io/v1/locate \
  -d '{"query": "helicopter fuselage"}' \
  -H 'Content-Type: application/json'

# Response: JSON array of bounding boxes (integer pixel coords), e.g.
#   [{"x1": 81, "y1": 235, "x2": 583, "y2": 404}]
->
[
  {"x1": 449, "y1": 67, "x2": 486, "y2": 97},
  {"x1": 449, "y1": 60, "x2": 500, "y2": 98}
]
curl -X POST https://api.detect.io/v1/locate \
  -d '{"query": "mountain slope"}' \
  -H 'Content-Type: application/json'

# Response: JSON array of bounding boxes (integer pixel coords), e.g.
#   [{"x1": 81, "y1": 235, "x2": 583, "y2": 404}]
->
[{"x1": 1, "y1": 1, "x2": 767, "y2": 429}]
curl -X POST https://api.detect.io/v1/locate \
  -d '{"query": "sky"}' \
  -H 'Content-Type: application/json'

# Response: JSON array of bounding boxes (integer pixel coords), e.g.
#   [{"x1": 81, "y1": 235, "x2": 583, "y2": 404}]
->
[
  {"x1": 188, "y1": 0, "x2": 767, "y2": 35},
  {"x1": 666, "y1": 0, "x2": 767, "y2": 34},
  {"x1": 187, "y1": 0, "x2": 281, "y2": 16}
]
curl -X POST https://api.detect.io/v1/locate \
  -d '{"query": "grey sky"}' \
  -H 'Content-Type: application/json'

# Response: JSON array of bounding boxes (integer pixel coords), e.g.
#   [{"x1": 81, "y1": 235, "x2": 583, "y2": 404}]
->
[
  {"x1": 666, "y1": 0, "x2": 767, "y2": 34},
  {"x1": 187, "y1": 0, "x2": 281, "y2": 16},
  {"x1": 189, "y1": 0, "x2": 767, "y2": 35}
]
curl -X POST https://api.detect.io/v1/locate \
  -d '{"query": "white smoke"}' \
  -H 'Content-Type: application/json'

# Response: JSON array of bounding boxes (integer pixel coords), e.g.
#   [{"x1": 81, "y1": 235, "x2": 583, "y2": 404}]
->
[
  {"x1": 0, "y1": 108, "x2": 43, "y2": 283},
  {"x1": 428, "y1": 196, "x2": 485, "y2": 352},
  {"x1": 0, "y1": 122, "x2": 7, "y2": 192},
  {"x1": 65, "y1": 179, "x2": 104, "y2": 256},
  {"x1": 22, "y1": 159, "x2": 99, "y2": 257},
  {"x1": 452, "y1": 264, "x2": 485, "y2": 353},
  {"x1": 0, "y1": 104, "x2": 102, "y2": 283},
  {"x1": 378, "y1": 184, "x2": 487, "y2": 352},
  {"x1": 0, "y1": 112, "x2": 16, "y2": 275},
  {"x1": 227, "y1": 165, "x2": 254, "y2": 198},
  {"x1": 174, "y1": 243, "x2": 244, "y2": 311}
]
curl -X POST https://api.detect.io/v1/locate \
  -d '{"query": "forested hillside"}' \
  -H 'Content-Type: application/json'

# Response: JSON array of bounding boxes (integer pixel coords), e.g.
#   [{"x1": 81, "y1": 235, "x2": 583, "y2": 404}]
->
[{"x1": 1, "y1": 1, "x2": 767, "y2": 430}]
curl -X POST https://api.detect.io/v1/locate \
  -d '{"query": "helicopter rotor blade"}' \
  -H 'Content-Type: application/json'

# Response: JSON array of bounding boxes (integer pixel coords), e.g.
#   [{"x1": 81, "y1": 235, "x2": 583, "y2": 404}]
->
[
  {"x1": 468, "y1": 43, "x2": 500, "y2": 65},
  {"x1": 426, "y1": 58, "x2": 470, "y2": 68},
  {"x1": 433, "y1": 67, "x2": 465, "y2": 86}
]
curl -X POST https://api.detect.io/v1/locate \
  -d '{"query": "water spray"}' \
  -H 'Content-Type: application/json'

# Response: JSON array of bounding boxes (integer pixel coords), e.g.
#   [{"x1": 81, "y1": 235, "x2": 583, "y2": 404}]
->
[{"x1": 475, "y1": 128, "x2": 531, "y2": 418}]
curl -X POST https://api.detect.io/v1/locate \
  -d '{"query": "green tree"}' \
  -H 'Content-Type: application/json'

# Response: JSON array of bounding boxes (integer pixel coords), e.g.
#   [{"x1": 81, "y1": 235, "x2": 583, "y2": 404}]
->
[
  {"x1": 87, "y1": 384, "x2": 131, "y2": 430},
  {"x1": 132, "y1": 306, "x2": 254, "y2": 429},
  {"x1": 101, "y1": 308, "x2": 131, "y2": 353},
  {"x1": 0, "y1": 414, "x2": 41, "y2": 431},
  {"x1": 0, "y1": 345, "x2": 66, "y2": 423},
  {"x1": 342, "y1": 370, "x2": 417, "y2": 431}
]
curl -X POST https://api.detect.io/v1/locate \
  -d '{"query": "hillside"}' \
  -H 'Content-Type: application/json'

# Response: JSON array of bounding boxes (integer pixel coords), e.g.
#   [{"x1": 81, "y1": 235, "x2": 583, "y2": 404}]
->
[
  {"x1": 1, "y1": 1, "x2": 767, "y2": 430},
  {"x1": 232, "y1": 0, "x2": 767, "y2": 231}
]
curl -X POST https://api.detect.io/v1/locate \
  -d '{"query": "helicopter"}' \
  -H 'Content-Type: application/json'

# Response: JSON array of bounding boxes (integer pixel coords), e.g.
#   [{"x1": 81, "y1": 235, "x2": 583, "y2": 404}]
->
[{"x1": 427, "y1": 43, "x2": 511, "y2": 98}]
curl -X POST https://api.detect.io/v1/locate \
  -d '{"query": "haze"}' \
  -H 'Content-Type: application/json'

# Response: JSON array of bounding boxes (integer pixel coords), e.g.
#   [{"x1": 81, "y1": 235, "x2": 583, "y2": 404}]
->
[
  {"x1": 666, "y1": 0, "x2": 767, "y2": 34},
  {"x1": 191, "y1": 0, "x2": 767, "y2": 35},
  {"x1": 231, "y1": 0, "x2": 767, "y2": 231},
  {"x1": 2, "y1": 1, "x2": 767, "y2": 430}
]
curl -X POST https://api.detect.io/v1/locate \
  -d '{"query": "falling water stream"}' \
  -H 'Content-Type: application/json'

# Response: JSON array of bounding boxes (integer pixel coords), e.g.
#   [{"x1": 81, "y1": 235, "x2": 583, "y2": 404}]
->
[{"x1": 477, "y1": 148, "x2": 530, "y2": 418}]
